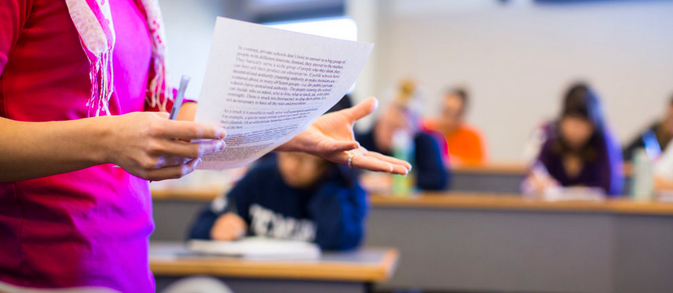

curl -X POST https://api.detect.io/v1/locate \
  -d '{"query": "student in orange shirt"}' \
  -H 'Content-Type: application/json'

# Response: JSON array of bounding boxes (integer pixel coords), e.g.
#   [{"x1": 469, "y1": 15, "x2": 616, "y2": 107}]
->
[{"x1": 426, "y1": 88, "x2": 488, "y2": 165}]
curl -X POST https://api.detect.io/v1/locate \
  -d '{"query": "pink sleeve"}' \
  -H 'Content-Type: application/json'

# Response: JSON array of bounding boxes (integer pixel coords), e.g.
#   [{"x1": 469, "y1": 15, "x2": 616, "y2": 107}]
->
[{"x1": 0, "y1": 0, "x2": 31, "y2": 74}]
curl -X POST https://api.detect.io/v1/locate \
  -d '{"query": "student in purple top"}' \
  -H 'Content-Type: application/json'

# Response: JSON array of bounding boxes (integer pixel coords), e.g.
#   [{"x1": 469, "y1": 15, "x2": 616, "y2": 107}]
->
[{"x1": 524, "y1": 83, "x2": 624, "y2": 196}]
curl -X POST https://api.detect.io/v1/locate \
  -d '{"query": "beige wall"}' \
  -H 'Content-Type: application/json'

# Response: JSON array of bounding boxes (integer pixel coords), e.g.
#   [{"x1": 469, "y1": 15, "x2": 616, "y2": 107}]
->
[
  {"x1": 158, "y1": 0, "x2": 232, "y2": 100},
  {"x1": 350, "y1": 0, "x2": 673, "y2": 162},
  {"x1": 157, "y1": 0, "x2": 673, "y2": 162}
]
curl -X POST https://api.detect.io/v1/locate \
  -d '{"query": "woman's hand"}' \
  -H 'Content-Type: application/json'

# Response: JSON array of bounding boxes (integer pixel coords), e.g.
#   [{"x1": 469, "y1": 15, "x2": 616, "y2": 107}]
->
[
  {"x1": 101, "y1": 112, "x2": 226, "y2": 181},
  {"x1": 277, "y1": 97, "x2": 411, "y2": 175},
  {"x1": 211, "y1": 213, "x2": 248, "y2": 241}
]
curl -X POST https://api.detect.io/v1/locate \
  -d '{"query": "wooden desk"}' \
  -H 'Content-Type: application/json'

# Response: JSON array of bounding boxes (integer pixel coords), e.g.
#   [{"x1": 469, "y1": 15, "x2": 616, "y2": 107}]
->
[
  {"x1": 449, "y1": 162, "x2": 633, "y2": 193},
  {"x1": 151, "y1": 161, "x2": 632, "y2": 196},
  {"x1": 451, "y1": 162, "x2": 528, "y2": 175},
  {"x1": 365, "y1": 193, "x2": 673, "y2": 293},
  {"x1": 370, "y1": 193, "x2": 673, "y2": 216},
  {"x1": 150, "y1": 242, "x2": 398, "y2": 293},
  {"x1": 152, "y1": 188, "x2": 220, "y2": 201},
  {"x1": 150, "y1": 189, "x2": 673, "y2": 216},
  {"x1": 451, "y1": 162, "x2": 633, "y2": 176},
  {"x1": 151, "y1": 191, "x2": 673, "y2": 293},
  {"x1": 449, "y1": 163, "x2": 528, "y2": 193}
]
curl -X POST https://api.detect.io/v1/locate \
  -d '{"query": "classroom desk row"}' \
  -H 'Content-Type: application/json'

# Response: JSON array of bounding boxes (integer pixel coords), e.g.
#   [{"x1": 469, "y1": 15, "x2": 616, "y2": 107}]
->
[
  {"x1": 152, "y1": 189, "x2": 673, "y2": 293},
  {"x1": 366, "y1": 193, "x2": 673, "y2": 293},
  {"x1": 150, "y1": 242, "x2": 397, "y2": 293},
  {"x1": 450, "y1": 162, "x2": 633, "y2": 194},
  {"x1": 452, "y1": 162, "x2": 634, "y2": 176}
]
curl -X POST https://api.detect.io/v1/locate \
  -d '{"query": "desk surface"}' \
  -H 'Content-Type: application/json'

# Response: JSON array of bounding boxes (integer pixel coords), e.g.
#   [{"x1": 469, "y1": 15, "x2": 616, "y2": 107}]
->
[
  {"x1": 450, "y1": 162, "x2": 633, "y2": 176},
  {"x1": 451, "y1": 162, "x2": 528, "y2": 174},
  {"x1": 370, "y1": 193, "x2": 673, "y2": 216},
  {"x1": 152, "y1": 189, "x2": 673, "y2": 216},
  {"x1": 152, "y1": 188, "x2": 222, "y2": 201},
  {"x1": 149, "y1": 242, "x2": 398, "y2": 282}
]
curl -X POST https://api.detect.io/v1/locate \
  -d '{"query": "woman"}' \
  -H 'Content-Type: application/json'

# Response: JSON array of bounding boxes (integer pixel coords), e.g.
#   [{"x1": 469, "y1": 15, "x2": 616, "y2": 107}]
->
[
  {"x1": 0, "y1": 0, "x2": 409, "y2": 291},
  {"x1": 523, "y1": 83, "x2": 624, "y2": 196}
]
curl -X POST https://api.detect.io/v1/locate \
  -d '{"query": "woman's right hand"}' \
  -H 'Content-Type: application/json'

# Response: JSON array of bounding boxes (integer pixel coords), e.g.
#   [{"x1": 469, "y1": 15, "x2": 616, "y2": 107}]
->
[
  {"x1": 522, "y1": 172, "x2": 560, "y2": 196},
  {"x1": 101, "y1": 112, "x2": 226, "y2": 181}
]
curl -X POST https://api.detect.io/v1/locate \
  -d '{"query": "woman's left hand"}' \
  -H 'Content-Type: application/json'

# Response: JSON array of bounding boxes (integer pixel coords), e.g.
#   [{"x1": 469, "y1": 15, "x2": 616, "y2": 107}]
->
[{"x1": 277, "y1": 97, "x2": 411, "y2": 175}]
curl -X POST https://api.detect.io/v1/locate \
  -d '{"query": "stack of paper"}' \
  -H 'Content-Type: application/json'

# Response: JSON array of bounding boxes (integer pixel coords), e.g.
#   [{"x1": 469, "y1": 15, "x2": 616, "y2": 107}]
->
[
  {"x1": 188, "y1": 237, "x2": 321, "y2": 260},
  {"x1": 543, "y1": 186, "x2": 606, "y2": 202}
]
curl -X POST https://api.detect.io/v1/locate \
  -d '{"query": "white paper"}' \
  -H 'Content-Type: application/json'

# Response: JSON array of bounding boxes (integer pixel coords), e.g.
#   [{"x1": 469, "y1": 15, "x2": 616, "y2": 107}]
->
[
  {"x1": 195, "y1": 17, "x2": 373, "y2": 169},
  {"x1": 188, "y1": 238, "x2": 321, "y2": 260}
]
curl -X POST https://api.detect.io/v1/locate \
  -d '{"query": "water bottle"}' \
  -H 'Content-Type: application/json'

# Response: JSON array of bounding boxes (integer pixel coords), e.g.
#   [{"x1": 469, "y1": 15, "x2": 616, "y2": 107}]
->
[
  {"x1": 391, "y1": 130, "x2": 415, "y2": 197},
  {"x1": 631, "y1": 148, "x2": 655, "y2": 202}
]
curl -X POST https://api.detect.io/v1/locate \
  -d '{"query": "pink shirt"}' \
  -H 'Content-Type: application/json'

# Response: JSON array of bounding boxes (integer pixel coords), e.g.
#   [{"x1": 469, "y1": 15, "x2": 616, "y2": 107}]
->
[{"x1": 0, "y1": 0, "x2": 158, "y2": 291}]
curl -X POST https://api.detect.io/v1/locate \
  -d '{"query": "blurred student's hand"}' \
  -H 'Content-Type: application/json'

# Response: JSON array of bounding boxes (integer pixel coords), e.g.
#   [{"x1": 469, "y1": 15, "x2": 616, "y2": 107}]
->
[
  {"x1": 522, "y1": 173, "x2": 560, "y2": 196},
  {"x1": 360, "y1": 172, "x2": 393, "y2": 193},
  {"x1": 210, "y1": 213, "x2": 247, "y2": 241}
]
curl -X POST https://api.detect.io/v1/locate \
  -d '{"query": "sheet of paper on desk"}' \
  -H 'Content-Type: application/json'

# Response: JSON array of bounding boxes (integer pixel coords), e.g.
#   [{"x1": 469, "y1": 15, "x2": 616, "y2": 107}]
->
[
  {"x1": 188, "y1": 238, "x2": 321, "y2": 260},
  {"x1": 194, "y1": 17, "x2": 374, "y2": 169}
]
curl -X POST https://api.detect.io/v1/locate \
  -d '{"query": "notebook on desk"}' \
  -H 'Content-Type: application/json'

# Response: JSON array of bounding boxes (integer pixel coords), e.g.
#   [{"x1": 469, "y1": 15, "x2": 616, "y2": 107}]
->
[
  {"x1": 542, "y1": 186, "x2": 606, "y2": 202},
  {"x1": 188, "y1": 237, "x2": 321, "y2": 260}
]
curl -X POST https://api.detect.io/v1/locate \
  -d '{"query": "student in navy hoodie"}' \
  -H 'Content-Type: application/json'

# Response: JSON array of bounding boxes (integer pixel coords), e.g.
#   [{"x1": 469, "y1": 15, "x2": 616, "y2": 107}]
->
[
  {"x1": 189, "y1": 96, "x2": 367, "y2": 251},
  {"x1": 188, "y1": 152, "x2": 366, "y2": 251}
]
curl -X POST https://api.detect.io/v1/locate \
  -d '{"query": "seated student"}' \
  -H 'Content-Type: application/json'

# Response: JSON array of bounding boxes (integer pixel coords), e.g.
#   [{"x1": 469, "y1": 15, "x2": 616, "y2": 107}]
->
[
  {"x1": 356, "y1": 98, "x2": 449, "y2": 191},
  {"x1": 188, "y1": 150, "x2": 366, "y2": 251},
  {"x1": 623, "y1": 93, "x2": 673, "y2": 161},
  {"x1": 425, "y1": 88, "x2": 488, "y2": 165},
  {"x1": 524, "y1": 83, "x2": 624, "y2": 196}
]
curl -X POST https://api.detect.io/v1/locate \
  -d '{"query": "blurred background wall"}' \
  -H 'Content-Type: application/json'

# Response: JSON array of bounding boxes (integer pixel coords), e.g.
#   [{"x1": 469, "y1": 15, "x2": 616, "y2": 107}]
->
[
  {"x1": 159, "y1": 0, "x2": 673, "y2": 162},
  {"x1": 159, "y1": 0, "x2": 229, "y2": 101},
  {"x1": 371, "y1": 0, "x2": 673, "y2": 161}
]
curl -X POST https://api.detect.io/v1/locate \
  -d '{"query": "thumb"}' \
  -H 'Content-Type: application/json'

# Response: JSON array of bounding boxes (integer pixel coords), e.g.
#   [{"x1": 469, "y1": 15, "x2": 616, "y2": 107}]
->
[{"x1": 344, "y1": 97, "x2": 378, "y2": 122}]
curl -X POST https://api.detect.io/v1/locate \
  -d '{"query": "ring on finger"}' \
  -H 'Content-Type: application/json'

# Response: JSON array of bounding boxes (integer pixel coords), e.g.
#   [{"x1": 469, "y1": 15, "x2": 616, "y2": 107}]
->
[{"x1": 346, "y1": 151, "x2": 356, "y2": 168}]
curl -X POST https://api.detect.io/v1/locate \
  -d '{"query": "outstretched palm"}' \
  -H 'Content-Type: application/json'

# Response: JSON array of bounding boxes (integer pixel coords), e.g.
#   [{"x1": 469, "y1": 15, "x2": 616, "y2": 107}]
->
[{"x1": 278, "y1": 97, "x2": 411, "y2": 175}]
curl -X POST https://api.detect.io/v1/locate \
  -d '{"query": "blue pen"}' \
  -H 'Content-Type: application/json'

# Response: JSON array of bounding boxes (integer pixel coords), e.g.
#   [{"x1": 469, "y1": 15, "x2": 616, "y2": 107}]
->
[{"x1": 169, "y1": 75, "x2": 191, "y2": 120}]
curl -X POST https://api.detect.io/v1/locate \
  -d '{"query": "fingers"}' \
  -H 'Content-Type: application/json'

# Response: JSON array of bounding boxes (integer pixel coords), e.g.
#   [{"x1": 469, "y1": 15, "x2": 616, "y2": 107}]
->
[
  {"x1": 350, "y1": 153, "x2": 394, "y2": 173},
  {"x1": 157, "y1": 139, "x2": 226, "y2": 161},
  {"x1": 147, "y1": 139, "x2": 224, "y2": 170},
  {"x1": 363, "y1": 151, "x2": 412, "y2": 172},
  {"x1": 211, "y1": 215, "x2": 246, "y2": 241},
  {"x1": 342, "y1": 97, "x2": 379, "y2": 122},
  {"x1": 211, "y1": 228, "x2": 238, "y2": 241},
  {"x1": 341, "y1": 147, "x2": 411, "y2": 175},
  {"x1": 145, "y1": 158, "x2": 202, "y2": 181},
  {"x1": 212, "y1": 225, "x2": 238, "y2": 241},
  {"x1": 359, "y1": 153, "x2": 408, "y2": 175},
  {"x1": 155, "y1": 156, "x2": 191, "y2": 168},
  {"x1": 159, "y1": 120, "x2": 226, "y2": 140}
]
